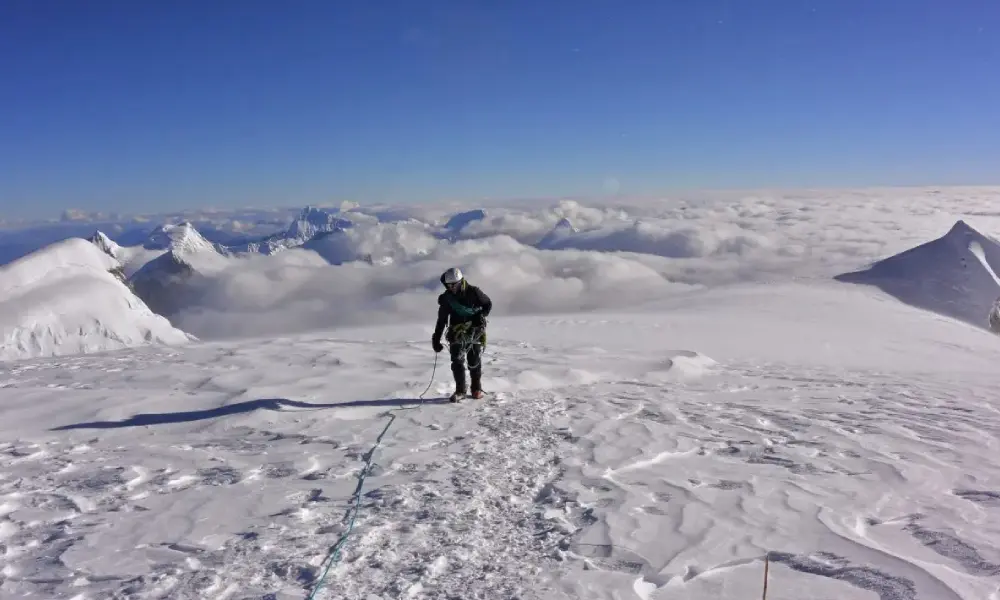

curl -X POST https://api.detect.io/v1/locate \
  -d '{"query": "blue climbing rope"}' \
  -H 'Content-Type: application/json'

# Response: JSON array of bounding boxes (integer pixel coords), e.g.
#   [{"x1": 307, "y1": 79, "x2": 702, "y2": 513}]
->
[{"x1": 304, "y1": 352, "x2": 438, "y2": 600}]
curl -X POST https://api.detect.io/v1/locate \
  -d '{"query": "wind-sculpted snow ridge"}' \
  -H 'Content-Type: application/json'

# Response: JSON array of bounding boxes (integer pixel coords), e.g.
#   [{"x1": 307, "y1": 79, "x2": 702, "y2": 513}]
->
[
  {"x1": 0, "y1": 238, "x2": 193, "y2": 361},
  {"x1": 2, "y1": 282, "x2": 1000, "y2": 598},
  {"x1": 836, "y1": 220, "x2": 1000, "y2": 332}
]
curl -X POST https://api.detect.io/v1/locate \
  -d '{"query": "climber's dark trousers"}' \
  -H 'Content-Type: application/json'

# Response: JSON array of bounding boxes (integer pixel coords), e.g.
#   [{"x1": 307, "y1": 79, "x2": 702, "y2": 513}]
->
[{"x1": 449, "y1": 341, "x2": 482, "y2": 393}]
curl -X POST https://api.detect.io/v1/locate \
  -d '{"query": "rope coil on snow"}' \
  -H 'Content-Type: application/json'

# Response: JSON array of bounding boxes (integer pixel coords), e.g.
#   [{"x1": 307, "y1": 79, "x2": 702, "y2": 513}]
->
[{"x1": 304, "y1": 351, "x2": 438, "y2": 599}]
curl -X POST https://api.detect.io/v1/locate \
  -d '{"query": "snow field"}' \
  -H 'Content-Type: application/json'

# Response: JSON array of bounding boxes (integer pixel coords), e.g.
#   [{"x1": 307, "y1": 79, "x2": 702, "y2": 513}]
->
[{"x1": 1, "y1": 282, "x2": 1000, "y2": 599}]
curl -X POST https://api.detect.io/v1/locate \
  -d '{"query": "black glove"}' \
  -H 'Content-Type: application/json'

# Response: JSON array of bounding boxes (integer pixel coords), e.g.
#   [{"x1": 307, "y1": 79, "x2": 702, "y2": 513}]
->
[
  {"x1": 472, "y1": 314, "x2": 487, "y2": 328},
  {"x1": 432, "y1": 338, "x2": 443, "y2": 353}
]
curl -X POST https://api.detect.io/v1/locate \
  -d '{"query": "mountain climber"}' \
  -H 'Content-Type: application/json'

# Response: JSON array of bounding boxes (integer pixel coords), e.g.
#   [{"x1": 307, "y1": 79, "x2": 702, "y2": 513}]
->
[{"x1": 431, "y1": 267, "x2": 492, "y2": 401}]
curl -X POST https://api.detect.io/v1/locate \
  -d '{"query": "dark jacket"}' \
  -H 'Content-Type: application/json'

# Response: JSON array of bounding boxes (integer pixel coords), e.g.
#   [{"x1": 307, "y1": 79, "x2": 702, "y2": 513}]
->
[{"x1": 433, "y1": 281, "x2": 492, "y2": 344}]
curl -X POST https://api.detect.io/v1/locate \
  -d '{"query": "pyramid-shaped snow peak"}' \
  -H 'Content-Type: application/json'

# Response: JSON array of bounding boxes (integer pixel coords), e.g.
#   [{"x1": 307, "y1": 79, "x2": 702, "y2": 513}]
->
[
  {"x1": 143, "y1": 222, "x2": 217, "y2": 254},
  {"x1": 835, "y1": 219, "x2": 1000, "y2": 331},
  {"x1": 0, "y1": 238, "x2": 194, "y2": 361},
  {"x1": 537, "y1": 217, "x2": 578, "y2": 249}
]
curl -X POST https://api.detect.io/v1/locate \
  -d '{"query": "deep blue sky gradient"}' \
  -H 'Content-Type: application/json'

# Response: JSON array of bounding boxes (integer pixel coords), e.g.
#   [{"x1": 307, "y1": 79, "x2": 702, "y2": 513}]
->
[{"x1": 2, "y1": 0, "x2": 999, "y2": 218}]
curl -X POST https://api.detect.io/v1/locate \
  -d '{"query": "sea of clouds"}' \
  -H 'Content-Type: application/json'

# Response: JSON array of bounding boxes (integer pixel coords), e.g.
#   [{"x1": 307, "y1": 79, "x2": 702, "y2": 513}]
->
[{"x1": 7, "y1": 187, "x2": 1000, "y2": 340}]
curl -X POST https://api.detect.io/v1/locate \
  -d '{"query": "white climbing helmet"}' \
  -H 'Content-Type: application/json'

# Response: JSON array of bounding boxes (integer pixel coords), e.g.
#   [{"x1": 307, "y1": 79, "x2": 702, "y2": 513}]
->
[{"x1": 441, "y1": 267, "x2": 464, "y2": 286}]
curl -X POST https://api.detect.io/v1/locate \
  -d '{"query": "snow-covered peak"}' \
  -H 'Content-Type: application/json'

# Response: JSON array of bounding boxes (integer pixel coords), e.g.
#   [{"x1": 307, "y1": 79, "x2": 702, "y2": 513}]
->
[
  {"x1": 444, "y1": 209, "x2": 487, "y2": 232},
  {"x1": 553, "y1": 217, "x2": 574, "y2": 231},
  {"x1": 88, "y1": 230, "x2": 122, "y2": 259},
  {"x1": 836, "y1": 219, "x2": 1000, "y2": 330},
  {"x1": 0, "y1": 237, "x2": 120, "y2": 295},
  {"x1": 285, "y1": 206, "x2": 354, "y2": 241},
  {"x1": 0, "y1": 238, "x2": 193, "y2": 361},
  {"x1": 144, "y1": 222, "x2": 216, "y2": 254},
  {"x1": 945, "y1": 219, "x2": 979, "y2": 239},
  {"x1": 537, "y1": 217, "x2": 577, "y2": 249}
]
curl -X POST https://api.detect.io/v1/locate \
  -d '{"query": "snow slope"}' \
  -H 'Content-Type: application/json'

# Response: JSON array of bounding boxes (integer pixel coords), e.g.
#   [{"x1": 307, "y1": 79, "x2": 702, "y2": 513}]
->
[
  {"x1": 1, "y1": 279, "x2": 999, "y2": 599},
  {"x1": 0, "y1": 238, "x2": 194, "y2": 361},
  {"x1": 836, "y1": 220, "x2": 1000, "y2": 331}
]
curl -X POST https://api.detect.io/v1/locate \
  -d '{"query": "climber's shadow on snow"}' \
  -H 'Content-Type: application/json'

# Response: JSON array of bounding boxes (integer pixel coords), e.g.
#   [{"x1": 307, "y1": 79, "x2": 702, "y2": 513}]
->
[{"x1": 49, "y1": 397, "x2": 448, "y2": 430}]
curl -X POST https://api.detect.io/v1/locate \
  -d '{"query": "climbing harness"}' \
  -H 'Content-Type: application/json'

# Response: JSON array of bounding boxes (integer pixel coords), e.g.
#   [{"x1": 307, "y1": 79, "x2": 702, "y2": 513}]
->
[
  {"x1": 448, "y1": 321, "x2": 486, "y2": 370},
  {"x1": 304, "y1": 351, "x2": 439, "y2": 600}
]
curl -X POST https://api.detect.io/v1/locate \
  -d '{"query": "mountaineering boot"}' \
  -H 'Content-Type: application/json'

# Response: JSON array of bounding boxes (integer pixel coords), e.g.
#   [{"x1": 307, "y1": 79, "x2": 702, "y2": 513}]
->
[
  {"x1": 470, "y1": 366, "x2": 482, "y2": 399},
  {"x1": 470, "y1": 375, "x2": 483, "y2": 399},
  {"x1": 449, "y1": 388, "x2": 467, "y2": 403}
]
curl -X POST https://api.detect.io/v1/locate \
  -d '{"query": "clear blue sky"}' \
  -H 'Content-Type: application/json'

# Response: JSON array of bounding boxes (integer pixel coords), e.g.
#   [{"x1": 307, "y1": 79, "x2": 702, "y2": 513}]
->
[{"x1": 2, "y1": 0, "x2": 998, "y2": 218}]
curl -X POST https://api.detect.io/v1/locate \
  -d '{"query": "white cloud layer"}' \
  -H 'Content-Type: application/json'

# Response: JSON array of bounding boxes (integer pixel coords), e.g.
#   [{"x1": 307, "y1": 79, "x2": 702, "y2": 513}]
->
[
  {"x1": 156, "y1": 187, "x2": 1000, "y2": 340},
  {"x1": 7, "y1": 187, "x2": 1000, "y2": 341}
]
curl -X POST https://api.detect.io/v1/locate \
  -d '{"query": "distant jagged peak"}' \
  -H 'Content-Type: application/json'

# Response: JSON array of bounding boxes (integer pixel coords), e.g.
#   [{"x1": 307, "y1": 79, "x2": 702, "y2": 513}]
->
[
  {"x1": 88, "y1": 230, "x2": 122, "y2": 258},
  {"x1": 286, "y1": 206, "x2": 354, "y2": 240},
  {"x1": 297, "y1": 205, "x2": 330, "y2": 219},
  {"x1": 143, "y1": 222, "x2": 217, "y2": 254}
]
